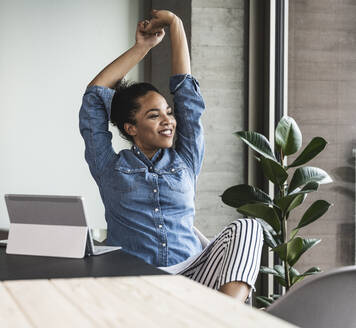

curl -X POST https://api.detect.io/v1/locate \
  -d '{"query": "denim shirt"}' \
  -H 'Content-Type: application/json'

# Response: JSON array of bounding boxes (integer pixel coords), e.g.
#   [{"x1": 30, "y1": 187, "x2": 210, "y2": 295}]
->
[{"x1": 79, "y1": 74, "x2": 205, "y2": 267}]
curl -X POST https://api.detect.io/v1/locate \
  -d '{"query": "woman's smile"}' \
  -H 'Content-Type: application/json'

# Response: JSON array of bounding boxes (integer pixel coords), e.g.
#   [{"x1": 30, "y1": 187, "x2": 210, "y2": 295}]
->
[{"x1": 158, "y1": 128, "x2": 174, "y2": 137}]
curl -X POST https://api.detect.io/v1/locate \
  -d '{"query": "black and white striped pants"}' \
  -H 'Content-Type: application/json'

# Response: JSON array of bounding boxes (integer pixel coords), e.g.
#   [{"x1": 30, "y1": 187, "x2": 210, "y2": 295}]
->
[{"x1": 176, "y1": 219, "x2": 264, "y2": 291}]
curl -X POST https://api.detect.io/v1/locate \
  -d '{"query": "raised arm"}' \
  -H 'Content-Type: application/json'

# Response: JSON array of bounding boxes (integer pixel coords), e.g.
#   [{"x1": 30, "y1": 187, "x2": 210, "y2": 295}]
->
[
  {"x1": 80, "y1": 22, "x2": 165, "y2": 180},
  {"x1": 143, "y1": 9, "x2": 190, "y2": 75},
  {"x1": 88, "y1": 21, "x2": 165, "y2": 88},
  {"x1": 144, "y1": 11, "x2": 205, "y2": 176}
]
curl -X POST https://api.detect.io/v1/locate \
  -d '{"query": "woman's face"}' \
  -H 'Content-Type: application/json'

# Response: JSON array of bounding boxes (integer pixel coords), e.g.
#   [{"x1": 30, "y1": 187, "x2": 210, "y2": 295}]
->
[{"x1": 125, "y1": 91, "x2": 176, "y2": 159}]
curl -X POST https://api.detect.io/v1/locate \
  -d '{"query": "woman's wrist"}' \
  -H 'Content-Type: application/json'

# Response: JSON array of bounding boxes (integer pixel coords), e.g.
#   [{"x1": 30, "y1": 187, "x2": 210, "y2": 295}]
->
[
  {"x1": 148, "y1": 10, "x2": 178, "y2": 28},
  {"x1": 133, "y1": 42, "x2": 151, "y2": 55}
]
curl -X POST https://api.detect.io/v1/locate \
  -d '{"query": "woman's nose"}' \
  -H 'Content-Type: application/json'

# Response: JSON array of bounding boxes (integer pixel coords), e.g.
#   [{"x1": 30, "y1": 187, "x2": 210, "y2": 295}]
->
[{"x1": 161, "y1": 114, "x2": 174, "y2": 124}]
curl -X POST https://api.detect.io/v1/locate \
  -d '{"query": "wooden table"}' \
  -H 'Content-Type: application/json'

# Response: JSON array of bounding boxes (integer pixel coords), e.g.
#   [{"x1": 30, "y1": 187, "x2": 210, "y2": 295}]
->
[{"x1": 1, "y1": 275, "x2": 297, "y2": 327}]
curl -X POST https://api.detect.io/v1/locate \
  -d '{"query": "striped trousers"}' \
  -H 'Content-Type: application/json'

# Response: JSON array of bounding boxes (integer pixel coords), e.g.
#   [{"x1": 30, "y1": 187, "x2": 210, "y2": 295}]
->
[{"x1": 176, "y1": 219, "x2": 264, "y2": 292}]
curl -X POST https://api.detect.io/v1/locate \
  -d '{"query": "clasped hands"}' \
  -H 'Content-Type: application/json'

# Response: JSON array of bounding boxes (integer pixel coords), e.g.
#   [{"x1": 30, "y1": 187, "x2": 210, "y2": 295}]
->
[{"x1": 135, "y1": 9, "x2": 177, "y2": 49}]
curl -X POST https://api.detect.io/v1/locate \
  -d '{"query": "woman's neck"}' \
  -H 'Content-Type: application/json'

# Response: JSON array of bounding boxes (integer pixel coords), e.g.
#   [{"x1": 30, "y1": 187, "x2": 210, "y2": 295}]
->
[{"x1": 133, "y1": 144, "x2": 159, "y2": 160}]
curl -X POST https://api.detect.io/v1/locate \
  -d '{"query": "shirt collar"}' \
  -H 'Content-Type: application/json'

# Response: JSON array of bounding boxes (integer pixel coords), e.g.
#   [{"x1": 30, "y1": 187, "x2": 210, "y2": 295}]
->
[{"x1": 131, "y1": 144, "x2": 163, "y2": 167}]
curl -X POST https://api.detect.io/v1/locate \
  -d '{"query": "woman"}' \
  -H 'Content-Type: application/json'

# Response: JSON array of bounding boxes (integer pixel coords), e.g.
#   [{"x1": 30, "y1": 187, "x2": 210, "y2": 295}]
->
[{"x1": 79, "y1": 10, "x2": 263, "y2": 302}]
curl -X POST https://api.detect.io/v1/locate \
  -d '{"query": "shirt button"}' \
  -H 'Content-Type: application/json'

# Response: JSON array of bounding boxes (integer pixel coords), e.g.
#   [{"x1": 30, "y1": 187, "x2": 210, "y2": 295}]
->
[
  {"x1": 137, "y1": 151, "x2": 140, "y2": 154},
  {"x1": 171, "y1": 168, "x2": 175, "y2": 172},
  {"x1": 162, "y1": 243, "x2": 166, "y2": 247},
  {"x1": 149, "y1": 166, "x2": 153, "y2": 170},
  {"x1": 158, "y1": 224, "x2": 163, "y2": 228},
  {"x1": 154, "y1": 208, "x2": 159, "y2": 212},
  {"x1": 153, "y1": 189, "x2": 157, "y2": 193}
]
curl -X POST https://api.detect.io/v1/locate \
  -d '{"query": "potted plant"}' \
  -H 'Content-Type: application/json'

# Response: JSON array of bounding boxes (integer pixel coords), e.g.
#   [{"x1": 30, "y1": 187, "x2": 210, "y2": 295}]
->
[{"x1": 221, "y1": 116, "x2": 333, "y2": 306}]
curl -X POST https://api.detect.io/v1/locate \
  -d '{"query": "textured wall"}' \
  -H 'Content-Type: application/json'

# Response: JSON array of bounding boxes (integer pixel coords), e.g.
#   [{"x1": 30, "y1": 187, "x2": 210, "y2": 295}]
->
[
  {"x1": 191, "y1": 0, "x2": 247, "y2": 238},
  {"x1": 288, "y1": 0, "x2": 356, "y2": 271}
]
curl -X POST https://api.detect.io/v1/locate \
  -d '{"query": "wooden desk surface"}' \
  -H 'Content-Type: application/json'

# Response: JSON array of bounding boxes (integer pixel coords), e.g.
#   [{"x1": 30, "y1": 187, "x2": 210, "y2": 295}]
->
[{"x1": 1, "y1": 275, "x2": 297, "y2": 327}]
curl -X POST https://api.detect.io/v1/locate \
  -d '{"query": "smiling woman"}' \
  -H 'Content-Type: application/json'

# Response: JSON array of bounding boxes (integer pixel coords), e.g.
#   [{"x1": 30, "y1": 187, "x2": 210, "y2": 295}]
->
[{"x1": 79, "y1": 9, "x2": 263, "y2": 303}]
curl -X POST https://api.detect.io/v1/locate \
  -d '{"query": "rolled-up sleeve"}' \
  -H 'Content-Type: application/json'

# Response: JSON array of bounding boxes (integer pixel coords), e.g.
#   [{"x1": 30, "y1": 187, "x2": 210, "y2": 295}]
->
[
  {"x1": 79, "y1": 85, "x2": 116, "y2": 181},
  {"x1": 170, "y1": 74, "x2": 205, "y2": 176}
]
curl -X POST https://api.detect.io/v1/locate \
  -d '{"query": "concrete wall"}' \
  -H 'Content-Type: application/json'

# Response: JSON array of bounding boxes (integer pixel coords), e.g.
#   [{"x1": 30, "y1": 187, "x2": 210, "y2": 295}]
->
[
  {"x1": 191, "y1": 0, "x2": 247, "y2": 238},
  {"x1": 0, "y1": 0, "x2": 143, "y2": 229},
  {"x1": 288, "y1": 0, "x2": 356, "y2": 271}
]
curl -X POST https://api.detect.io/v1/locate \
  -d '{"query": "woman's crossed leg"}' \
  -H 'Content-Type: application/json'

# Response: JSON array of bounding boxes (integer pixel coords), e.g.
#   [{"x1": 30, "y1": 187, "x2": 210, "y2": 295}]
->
[{"x1": 177, "y1": 219, "x2": 264, "y2": 302}]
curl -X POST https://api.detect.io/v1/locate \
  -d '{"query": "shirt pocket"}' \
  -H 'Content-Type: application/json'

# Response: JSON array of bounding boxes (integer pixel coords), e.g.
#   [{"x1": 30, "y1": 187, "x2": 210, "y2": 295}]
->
[
  {"x1": 161, "y1": 167, "x2": 193, "y2": 193},
  {"x1": 110, "y1": 167, "x2": 144, "y2": 192}
]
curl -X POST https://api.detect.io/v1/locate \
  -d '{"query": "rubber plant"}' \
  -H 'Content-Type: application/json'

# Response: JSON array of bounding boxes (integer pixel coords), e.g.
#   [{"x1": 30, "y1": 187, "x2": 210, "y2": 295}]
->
[{"x1": 221, "y1": 116, "x2": 333, "y2": 306}]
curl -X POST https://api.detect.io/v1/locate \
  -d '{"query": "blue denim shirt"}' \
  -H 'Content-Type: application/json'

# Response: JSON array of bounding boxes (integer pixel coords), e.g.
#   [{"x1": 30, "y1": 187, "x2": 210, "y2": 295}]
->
[{"x1": 79, "y1": 74, "x2": 205, "y2": 267}]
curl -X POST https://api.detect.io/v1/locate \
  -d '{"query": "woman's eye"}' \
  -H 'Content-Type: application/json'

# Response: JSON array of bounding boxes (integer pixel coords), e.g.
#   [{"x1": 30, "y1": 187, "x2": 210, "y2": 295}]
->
[{"x1": 149, "y1": 114, "x2": 159, "y2": 119}]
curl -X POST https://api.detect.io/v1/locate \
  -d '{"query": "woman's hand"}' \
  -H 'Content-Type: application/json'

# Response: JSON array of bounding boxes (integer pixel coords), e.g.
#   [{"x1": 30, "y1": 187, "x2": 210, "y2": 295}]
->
[
  {"x1": 143, "y1": 9, "x2": 177, "y2": 34},
  {"x1": 135, "y1": 20, "x2": 165, "y2": 50}
]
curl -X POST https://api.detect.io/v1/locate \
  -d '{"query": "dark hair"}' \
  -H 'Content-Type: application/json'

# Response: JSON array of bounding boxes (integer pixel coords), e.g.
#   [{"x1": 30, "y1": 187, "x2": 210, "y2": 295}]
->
[{"x1": 110, "y1": 79, "x2": 161, "y2": 143}]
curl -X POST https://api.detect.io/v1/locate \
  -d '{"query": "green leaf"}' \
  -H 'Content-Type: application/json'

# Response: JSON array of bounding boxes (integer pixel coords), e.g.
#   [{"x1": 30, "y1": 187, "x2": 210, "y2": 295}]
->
[
  {"x1": 288, "y1": 137, "x2": 327, "y2": 168},
  {"x1": 273, "y1": 239, "x2": 301, "y2": 264},
  {"x1": 275, "y1": 276, "x2": 287, "y2": 287},
  {"x1": 262, "y1": 226, "x2": 279, "y2": 248},
  {"x1": 289, "y1": 267, "x2": 301, "y2": 284},
  {"x1": 256, "y1": 296, "x2": 274, "y2": 307},
  {"x1": 259, "y1": 266, "x2": 288, "y2": 285},
  {"x1": 260, "y1": 266, "x2": 279, "y2": 276},
  {"x1": 276, "y1": 181, "x2": 320, "y2": 213},
  {"x1": 289, "y1": 228, "x2": 299, "y2": 239},
  {"x1": 289, "y1": 266, "x2": 300, "y2": 276},
  {"x1": 237, "y1": 203, "x2": 281, "y2": 233},
  {"x1": 270, "y1": 294, "x2": 282, "y2": 301},
  {"x1": 289, "y1": 181, "x2": 319, "y2": 195},
  {"x1": 291, "y1": 266, "x2": 321, "y2": 285},
  {"x1": 292, "y1": 276, "x2": 304, "y2": 285},
  {"x1": 221, "y1": 184, "x2": 272, "y2": 208},
  {"x1": 288, "y1": 167, "x2": 332, "y2": 193},
  {"x1": 258, "y1": 218, "x2": 278, "y2": 236},
  {"x1": 272, "y1": 237, "x2": 321, "y2": 266},
  {"x1": 258, "y1": 219, "x2": 280, "y2": 248},
  {"x1": 274, "y1": 193, "x2": 306, "y2": 214},
  {"x1": 264, "y1": 230, "x2": 278, "y2": 248},
  {"x1": 275, "y1": 116, "x2": 302, "y2": 156},
  {"x1": 235, "y1": 131, "x2": 276, "y2": 161},
  {"x1": 300, "y1": 266, "x2": 321, "y2": 277},
  {"x1": 260, "y1": 157, "x2": 288, "y2": 186},
  {"x1": 296, "y1": 200, "x2": 332, "y2": 230},
  {"x1": 300, "y1": 238, "x2": 321, "y2": 258},
  {"x1": 288, "y1": 194, "x2": 306, "y2": 213},
  {"x1": 264, "y1": 265, "x2": 286, "y2": 287},
  {"x1": 289, "y1": 238, "x2": 321, "y2": 267},
  {"x1": 274, "y1": 265, "x2": 285, "y2": 278}
]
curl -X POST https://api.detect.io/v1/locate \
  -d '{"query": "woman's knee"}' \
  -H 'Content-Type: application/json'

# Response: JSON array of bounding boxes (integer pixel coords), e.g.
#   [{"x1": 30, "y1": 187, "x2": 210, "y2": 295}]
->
[
  {"x1": 229, "y1": 218, "x2": 262, "y2": 228},
  {"x1": 227, "y1": 219, "x2": 264, "y2": 239},
  {"x1": 225, "y1": 219, "x2": 243, "y2": 234}
]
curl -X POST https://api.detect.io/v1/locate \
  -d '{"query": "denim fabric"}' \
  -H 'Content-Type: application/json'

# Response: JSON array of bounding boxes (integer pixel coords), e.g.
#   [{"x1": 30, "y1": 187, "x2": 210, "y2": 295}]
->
[{"x1": 79, "y1": 74, "x2": 205, "y2": 267}]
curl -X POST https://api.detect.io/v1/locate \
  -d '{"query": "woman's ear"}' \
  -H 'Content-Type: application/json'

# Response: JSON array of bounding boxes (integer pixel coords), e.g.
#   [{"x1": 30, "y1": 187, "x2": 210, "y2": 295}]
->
[{"x1": 124, "y1": 123, "x2": 137, "y2": 136}]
